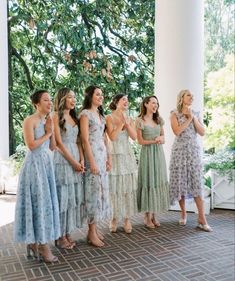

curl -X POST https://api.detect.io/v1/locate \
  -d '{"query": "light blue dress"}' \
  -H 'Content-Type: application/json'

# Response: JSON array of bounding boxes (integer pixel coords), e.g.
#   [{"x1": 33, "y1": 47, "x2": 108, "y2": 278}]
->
[
  {"x1": 14, "y1": 120, "x2": 60, "y2": 244},
  {"x1": 54, "y1": 123, "x2": 85, "y2": 235},
  {"x1": 79, "y1": 109, "x2": 111, "y2": 224}
]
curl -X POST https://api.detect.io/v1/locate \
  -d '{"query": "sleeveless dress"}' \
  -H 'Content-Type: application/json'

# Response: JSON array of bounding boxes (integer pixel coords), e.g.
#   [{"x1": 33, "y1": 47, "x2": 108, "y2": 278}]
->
[
  {"x1": 79, "y1": 109, "x2": 111, "y2": 224},
  {"x1": 54, "y1": 123, "x2": 85, "y2": 236},
  {"x1": 169, "y1": 110, "x2": 203, "y2": 204},
  {"x1": 108, "y1": 115, "x2": 138, "y2": 222},
  {"x1": 136, "y1": 118, "x2": 169, "y2": 213},
  {"x1": 14, "y1": 120, "x2": 60, "y2": 244}
]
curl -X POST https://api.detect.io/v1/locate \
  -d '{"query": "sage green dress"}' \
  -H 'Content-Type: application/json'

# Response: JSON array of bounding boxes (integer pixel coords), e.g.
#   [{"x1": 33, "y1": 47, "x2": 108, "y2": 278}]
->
[{"x1": 136, "y1": 117, "x2": 169, "y2": 213}]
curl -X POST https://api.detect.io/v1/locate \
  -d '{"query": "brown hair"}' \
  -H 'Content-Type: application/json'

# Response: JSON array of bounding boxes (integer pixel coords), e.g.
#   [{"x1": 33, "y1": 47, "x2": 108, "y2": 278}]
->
[
  {"x1": 109, "y1": 93, "x2": 126, "y2": 110},
  {"x1": 138, "y1": 95, "x2": 160, "y2": 124},
  {"x1": 54, "y1": 87, "x2": 78, "y2": 132}
]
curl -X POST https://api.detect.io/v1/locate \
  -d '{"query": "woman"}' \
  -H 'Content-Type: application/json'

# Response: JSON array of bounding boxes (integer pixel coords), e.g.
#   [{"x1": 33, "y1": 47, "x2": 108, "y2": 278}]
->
[
  {"x1": 106, "y1": 94, "x2": 138, "y2": 234},
  {"x1": 14, "y1": 90, "x2": 60, "y2": 263},
  {"x1": 53, "y1": 87, "x2": 85, "y2": 249},
  {"x1": 79, "y1": 85, "x2": 112, "y2": 247},
  {"x1": 169, "y1": 89, "x2": 212, "y2": 231},
  {"x1": 136, "y1": 96, "x2": 169, "y2": 228}
]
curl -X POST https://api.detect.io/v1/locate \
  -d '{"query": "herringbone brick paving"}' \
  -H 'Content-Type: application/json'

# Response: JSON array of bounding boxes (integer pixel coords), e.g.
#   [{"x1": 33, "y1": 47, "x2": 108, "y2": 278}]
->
[{"x1": 0, "y1": 195, "x2": 234, "y2": 281}]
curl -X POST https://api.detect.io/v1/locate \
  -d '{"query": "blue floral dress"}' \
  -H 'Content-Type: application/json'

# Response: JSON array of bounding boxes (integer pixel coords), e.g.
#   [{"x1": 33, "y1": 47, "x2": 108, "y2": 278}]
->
[
  {"x1": 79, "y1": 110, "x2": 111, "y2": 224},
  {"x1": 169, "y1": 110, "x2": 203, "y2": 204},
  {"x1": 54, "y1": 123, "x2": 85, "y2": 236},
  {"x1": 14, "y1": 120, "x2": 60, "y2": 244}
]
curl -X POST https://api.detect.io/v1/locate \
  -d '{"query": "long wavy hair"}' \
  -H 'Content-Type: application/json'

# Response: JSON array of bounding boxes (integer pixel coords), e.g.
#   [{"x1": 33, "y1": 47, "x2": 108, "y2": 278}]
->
[
  {"x1": 138, "y1": 95, "x2": 160, "y2": 124},
  {"x1": 54, "y1": 87, "x2": 78, "y2": 132},
  {"x1": 177, "y1": 89, "x2": 192, "y2": 113},
  {"x1": 82, "y1": 85, "x2": 104, "y2": 117}
]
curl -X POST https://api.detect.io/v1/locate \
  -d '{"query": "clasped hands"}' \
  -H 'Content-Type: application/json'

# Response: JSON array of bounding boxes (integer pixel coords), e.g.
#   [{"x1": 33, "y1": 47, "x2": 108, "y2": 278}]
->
[{"x1": 155, "y1": 136, "x2": 164, "y2": 144}]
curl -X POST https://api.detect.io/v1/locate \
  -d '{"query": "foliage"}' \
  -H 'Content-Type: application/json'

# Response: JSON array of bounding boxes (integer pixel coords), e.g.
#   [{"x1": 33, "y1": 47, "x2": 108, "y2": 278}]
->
[
  {"x1": 204, "y1": 0, "x2": 234, "y2": 74},
  {"x1": 9, "y1": 144, "x2": 27, "y2": 174},
  {"x1": 8, "y1": 0, "x2": 155, "y2": 153},
  {"x1": 204, "y1": 54, "x2": 235, "y2": 150},
  {"x1": 204, "y1": 149, "x2": 235, "y2": 182}
]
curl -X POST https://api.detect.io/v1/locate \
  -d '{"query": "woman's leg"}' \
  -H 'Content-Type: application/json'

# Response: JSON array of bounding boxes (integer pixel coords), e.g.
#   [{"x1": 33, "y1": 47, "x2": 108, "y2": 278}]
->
[
  {"x1": 87, "y1": 223, "x2": 104, "y2": 247},
  {"x1": 178, "y1": 196, "x2": 187, "y2": 225}
]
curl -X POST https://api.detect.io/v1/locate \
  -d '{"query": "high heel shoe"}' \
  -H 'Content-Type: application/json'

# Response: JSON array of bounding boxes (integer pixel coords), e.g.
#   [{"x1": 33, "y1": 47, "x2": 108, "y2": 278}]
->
[
  {"x1": 123, "y1": 219, "x2": 132, "y2": 234},
  {"x1": 26, "y1": 244, "x2": 38, "y2": 258},
  {"x1": 179, "y1": 217, "x2": 187, "y2": 226},
  {"x1": 87, "y1": 235, "x2": 104, "y2": 247},
  {"x1": 38, "y1": 244, "x2": 58, "y2": 263},
  {"x1": 197, "y1": 223, "x2": 213, "y2": 232},
  {"x1": 65, "y1": 234, "x2": 76, "y2": 248},
  {"x1": 152, "y1": 216, "x2": 160, "y2": 227},
  {"x1": 109, "y1": 219, "x2": 117, "y2": 233},
  {"x1": 55, "y1": 236, "x2": 74, "y2": 249}
]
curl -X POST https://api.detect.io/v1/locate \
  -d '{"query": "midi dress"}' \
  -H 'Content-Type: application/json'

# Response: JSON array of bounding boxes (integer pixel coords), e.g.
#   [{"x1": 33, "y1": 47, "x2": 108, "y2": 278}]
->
[
  {"x1": 79, "y1": 109, "x2": 111, "y2": 224},
  {"x1": 54, "y1": 122, "x2": 85, "y2": 235},
  {"x1": 169, "y1": 110, "x2": 203, "y2": 204},
  {"x1": 108, "y1": 116, "x2": 138, "y2": 222},
  {"x1": 14, "y1": 120, "x2": 60, "y2": 244},
  {"x1": 136, "y1": 117, "x2": 169, "y2": 213}
]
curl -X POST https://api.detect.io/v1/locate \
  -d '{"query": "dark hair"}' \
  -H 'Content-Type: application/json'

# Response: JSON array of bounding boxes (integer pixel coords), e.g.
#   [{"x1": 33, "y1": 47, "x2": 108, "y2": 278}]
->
[
  {"x1": 109, "y1": 93, "x2": 126, "y2": 111},
  {"x1": 54, "y1": 87, "x2": 78, "y2": 132},
  {"x1": 30, "y1": 89, "x2": 48, "y2": 108},
  {"x1": 82, "y1": 85, "x2": 104, "y2": 117},
  {"x1": 138, "y1": 95, "x2": 160, "y2": 124}
]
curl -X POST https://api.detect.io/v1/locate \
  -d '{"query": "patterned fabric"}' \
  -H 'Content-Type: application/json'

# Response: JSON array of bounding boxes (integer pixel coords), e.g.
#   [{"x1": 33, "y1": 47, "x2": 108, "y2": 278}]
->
[
  {"x1": 14, "y1": 121, "x2": 60, "y2": 244},
  {"x1": 79, "y1": 110, "x2": 111, "y2": 224},
  {"x1": 108, "y1": 115, "x2": 138, "y2": 222},
  {"x1": 136, "y1": 118, "x2": 169, "y2": 213},
  {"x1": 169, "y1": 110, "x2": 203, "y2": 204},
  {"x1": 54, "y1": 123, "x2": 85, "y2": 235}
]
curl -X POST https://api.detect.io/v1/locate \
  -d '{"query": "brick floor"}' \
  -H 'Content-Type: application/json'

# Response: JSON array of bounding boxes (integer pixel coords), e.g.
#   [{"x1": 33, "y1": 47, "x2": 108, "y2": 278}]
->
[{"x1": 0, "y1": 195, "x2": 234, "y2": 281}]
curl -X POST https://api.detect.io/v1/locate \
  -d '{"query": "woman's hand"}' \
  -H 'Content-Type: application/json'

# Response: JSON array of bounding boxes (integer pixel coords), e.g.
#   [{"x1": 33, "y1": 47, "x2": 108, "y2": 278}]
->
[
  {"x1": 44, "y1": 116, "x2": 53, "y2": 136},
  {"x1": 106, "y1": 159, "x2": 112, "y2": 171},
  {"x1": 155, "y1": 136, "x2": 165, "y2": 144},
  {"x1": 90, "y1": 162, "x2": 100, "y2": 175},
  {"x1": 184, "y1": 108, "x2": 194, "y2": 121}
]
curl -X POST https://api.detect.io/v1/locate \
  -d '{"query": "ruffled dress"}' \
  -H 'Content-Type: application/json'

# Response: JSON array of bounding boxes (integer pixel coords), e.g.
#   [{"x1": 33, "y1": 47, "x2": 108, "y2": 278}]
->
[
  {"x1": 108, "y1": 118, "x2": 138, "y2": 222},
  {"x1": 54, "y1": 123, "x2": 85, "y2": 235}
]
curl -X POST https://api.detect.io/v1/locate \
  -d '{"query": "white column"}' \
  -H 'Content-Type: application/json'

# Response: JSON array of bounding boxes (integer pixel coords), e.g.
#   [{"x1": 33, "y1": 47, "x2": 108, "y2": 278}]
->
[
  {"x1": 0, "y1": 0, "x2": 9, "y2": 160},
  {"x1": 155, "y1": 0, "x2": 204, "y2": 167}
]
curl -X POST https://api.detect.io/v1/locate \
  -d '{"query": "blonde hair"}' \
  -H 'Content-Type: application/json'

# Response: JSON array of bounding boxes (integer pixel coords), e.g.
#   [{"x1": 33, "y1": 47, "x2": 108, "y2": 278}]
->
[{"x1": 177, "y1": 89, "x2": 192, "y2": 113}]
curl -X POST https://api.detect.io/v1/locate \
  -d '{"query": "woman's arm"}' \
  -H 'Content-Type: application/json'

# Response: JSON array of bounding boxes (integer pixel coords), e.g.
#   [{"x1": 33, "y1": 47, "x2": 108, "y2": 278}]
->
[
  {"x1": 23, "y1": 117, "x2": 51, "y2": 151},
  {"x1": 124, "y1": 117, "x2": 137, "y2": 141},
  {"x1": 105, "y1": 115, "x2": 124, "y2": 141},
  {"x1": 104, "y1": 132, "x2": 112, "y2": 171},
  {"x1": 79, "y1": 114, "x2": 99, "y2": 174},
  {"x1": 170, "y1": 112, "x2": 193, "y2": 136},
  {"x1": 192, "y1": 116, "x2": 205, "y2": 136},
  {"x1": 53, "y1": 113, "x2": 82, "y2": 172}
]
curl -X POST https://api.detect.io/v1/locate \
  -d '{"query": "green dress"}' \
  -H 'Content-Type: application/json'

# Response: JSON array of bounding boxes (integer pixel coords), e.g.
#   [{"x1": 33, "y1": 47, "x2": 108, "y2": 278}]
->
[{"x1": 136, "y1": 117, "x2": 169, "y2": 213}]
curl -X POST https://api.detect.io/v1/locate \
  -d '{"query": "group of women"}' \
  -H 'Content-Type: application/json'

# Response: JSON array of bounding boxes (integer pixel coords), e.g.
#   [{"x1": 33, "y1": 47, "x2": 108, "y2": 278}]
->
[{"x1": 14, "y1": 85, "x2": 212, "y2": 263}]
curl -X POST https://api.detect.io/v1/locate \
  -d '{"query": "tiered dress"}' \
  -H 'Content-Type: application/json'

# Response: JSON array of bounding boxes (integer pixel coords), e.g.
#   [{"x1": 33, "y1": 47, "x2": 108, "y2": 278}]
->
[
  {"x1": 79, "y1": 109, "x2": 111, "y2": 224},
  {"x1": 108, "y1": 116, "x2": 138, "y2": 222},
  {"x1": 14, "y1": 120, "x2": 60, "y2": 244},
  {"x1": 136, "y1": 118, "x2": 169, "y2": 213},
  {"x1": 169, "y1": 110, "x2": 203, "y2": 204},
  {"x1": 54, "y1": 123, "x2": 85, "y2": 235}
]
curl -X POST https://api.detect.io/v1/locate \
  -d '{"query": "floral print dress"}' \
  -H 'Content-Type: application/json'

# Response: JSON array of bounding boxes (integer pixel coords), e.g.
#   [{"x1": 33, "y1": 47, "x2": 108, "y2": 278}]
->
[
  {"x1": 79, "y1": 110, "x2": 111, "y2": 224},
  {"x1": 169, "y1": 110, "x2": 203, "y2": 204},
  {"x1": 54, "y1": 123, "x2": 85, "y2": 236},
  {"x1": 14, "y1": 120, "x2": 60, "y2": 244}
]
